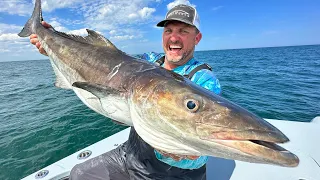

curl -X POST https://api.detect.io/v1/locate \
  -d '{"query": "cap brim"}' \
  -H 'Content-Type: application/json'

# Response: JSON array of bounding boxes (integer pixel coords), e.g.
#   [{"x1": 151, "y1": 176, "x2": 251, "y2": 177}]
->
[{"x1": 156, "y1": 18, "x2": 195, "y2": 28}]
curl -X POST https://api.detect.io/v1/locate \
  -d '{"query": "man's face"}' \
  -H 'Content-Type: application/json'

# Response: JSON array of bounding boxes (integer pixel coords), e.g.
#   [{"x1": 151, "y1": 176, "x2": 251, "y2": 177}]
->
[{"x1": 162, "y1": 21, "x2": 202, "y2": 66}]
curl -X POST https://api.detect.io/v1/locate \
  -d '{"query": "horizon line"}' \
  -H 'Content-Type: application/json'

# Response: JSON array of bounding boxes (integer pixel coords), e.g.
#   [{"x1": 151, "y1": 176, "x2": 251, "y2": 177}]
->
[{"x1": 1, "y1": 44, "x2": 319, "y2": 63}]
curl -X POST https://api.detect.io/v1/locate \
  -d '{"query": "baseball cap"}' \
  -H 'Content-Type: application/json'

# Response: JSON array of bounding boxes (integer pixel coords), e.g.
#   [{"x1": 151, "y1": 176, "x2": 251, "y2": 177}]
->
[{"x1": 157, "y1": 4, "x2": 200, "y2": 31}]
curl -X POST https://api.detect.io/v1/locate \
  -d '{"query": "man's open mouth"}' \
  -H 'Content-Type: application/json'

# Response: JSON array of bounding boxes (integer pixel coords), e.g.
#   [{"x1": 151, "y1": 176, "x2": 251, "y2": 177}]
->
[{"x1": 169, "y1": 45, "x2": 182, "y2": 52}]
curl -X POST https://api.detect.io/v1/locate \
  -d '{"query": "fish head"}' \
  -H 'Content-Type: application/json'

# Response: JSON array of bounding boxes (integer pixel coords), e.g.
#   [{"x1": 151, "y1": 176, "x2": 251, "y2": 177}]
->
[{"x1": 131, "y1": 73, "x2": 299, "y2": 167}]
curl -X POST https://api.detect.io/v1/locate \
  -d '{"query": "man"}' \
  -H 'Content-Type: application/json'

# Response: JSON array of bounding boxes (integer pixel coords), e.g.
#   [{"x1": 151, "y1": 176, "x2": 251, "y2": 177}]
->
[{"x1": 30, "y1": 4, "x2": 221, "y2": 180}]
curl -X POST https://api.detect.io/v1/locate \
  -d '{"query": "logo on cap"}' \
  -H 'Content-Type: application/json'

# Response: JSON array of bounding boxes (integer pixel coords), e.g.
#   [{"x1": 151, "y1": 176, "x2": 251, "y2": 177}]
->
[{"x1": 167, "y1": 10, "x2": 190, "y2": 18}]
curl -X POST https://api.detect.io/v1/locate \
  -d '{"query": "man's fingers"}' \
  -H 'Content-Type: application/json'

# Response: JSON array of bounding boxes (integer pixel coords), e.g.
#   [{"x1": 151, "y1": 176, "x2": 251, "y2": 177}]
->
[
  {"x1": 186, "y1": 155, "x2": 200, "y2": 160},
  {"x1": 41, "y1": 21, "x2": 52, "y2": 28},
  {"x1": 37, "y1": 44, "x2": 48, "y2": 56},
  {"x1": 39, "y1": 48, "x2": 47, "y2": 56},
  {"x1": 35, "y1": 42, "x2": 41, "y2": 49},
  {"x1": 35, "y1": 42, "x2": 46, "y2": 55},
  {"x1": 29, "y1": 34, "x2": 37, "y2": 39},
  {"x1": 30, "y1": 38, "x2": 38, "y2": 45}
]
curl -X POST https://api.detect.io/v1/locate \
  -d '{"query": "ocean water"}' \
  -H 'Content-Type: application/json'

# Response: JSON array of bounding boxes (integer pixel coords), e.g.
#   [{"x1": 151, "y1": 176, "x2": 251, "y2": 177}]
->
[{"x1": 0, "y1": 45, "x2": 319, "y2": 180}]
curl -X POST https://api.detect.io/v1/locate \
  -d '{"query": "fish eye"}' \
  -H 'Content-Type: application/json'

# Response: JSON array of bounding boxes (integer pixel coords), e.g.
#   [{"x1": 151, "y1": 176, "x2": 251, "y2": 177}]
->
[{"x1": 185, "y1": 99, "x2": 199, "y2": 113}]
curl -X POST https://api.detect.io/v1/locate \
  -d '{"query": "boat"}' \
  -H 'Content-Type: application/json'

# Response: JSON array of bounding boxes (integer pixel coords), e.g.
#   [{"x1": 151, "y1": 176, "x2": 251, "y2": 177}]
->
[{"x1": 21, "y1": 117, "x2": 320, "y2": 180}]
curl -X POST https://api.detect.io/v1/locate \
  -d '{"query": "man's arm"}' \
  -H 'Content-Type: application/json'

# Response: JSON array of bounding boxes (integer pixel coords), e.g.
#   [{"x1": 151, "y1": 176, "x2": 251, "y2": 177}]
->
[
  {"x1": 138, "y1": 52, "x2": 164, "y2": 63},
  {"x1": 29, "y1": 21, "x2": 52, "y2": 56},
  {"x1": 192, "y1": 69, "x2": 222, "y2": 95}
]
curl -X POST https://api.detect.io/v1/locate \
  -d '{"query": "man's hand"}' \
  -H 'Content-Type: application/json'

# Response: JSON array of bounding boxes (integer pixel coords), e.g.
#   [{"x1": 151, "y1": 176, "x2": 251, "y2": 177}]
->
[
  {"x1": 157, "y1": 149, "x2": 199, "y2": 161},
  {"x1": 29, "y1": 21, "x2": 52, "y2": 56}
]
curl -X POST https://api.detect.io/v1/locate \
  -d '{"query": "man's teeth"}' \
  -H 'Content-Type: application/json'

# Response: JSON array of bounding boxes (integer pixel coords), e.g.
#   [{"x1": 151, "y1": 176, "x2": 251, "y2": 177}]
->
[
  {"x1": 169, "y1": 45, "x2": 182, "y2": 50},
  {"x1": 170, "y1": 45, "x2": 181, "y2": 48}
]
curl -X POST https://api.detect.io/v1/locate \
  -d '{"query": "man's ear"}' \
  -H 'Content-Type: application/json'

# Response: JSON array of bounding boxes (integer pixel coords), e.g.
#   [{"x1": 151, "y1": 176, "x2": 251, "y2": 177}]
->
[{"x1": 195, "y1": 32, "x2": 202, "y2": 45}]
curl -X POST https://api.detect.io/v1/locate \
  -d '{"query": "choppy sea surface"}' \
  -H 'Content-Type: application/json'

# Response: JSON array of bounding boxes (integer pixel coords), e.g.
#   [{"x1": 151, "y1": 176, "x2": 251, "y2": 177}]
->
[{"x1": 0, "y1": 45, "x2": 319, "y2": 180}]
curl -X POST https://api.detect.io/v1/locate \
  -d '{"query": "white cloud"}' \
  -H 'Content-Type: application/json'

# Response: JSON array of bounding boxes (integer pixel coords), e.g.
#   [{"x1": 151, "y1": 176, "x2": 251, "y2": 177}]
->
[
  {"x1": 0, "y1": 0, "x2": 33, "y2": 16},
  {"x1": 109, "y1": 30, "x2": 117, "y2": 35},
  {"x1": 0, "y1": 49, "x2": 10, "y2": 53},
  {"x1": 140, "y1": 39, "x2": 149, "y2": 42},
  {"x1": 0, "y1": 0, "x2": 84, "y2": 16},
  {"x1": 68, "y1": 28, "x2": 88, "y2": 36},
  {"x1": 109, "y1": 28, "x2": 143, "y2": 41},
  {"x1": 0, "y1": 23, "x2": 30, "y2": 55},
  {"x1": 111, "y1": 35, "x2": 135, "y2": 41},
  {"x1": 127, "y1": 7, "x2": 155, "y2": 20},
  {"x1": 41, "y1": 0, "x2": 84, "y2": 12},
  {"x1": 47, "y1": 19, "x2": 88, "y2": 35},
  {"x1": 128, "y1": 13, "x2": 139, "y2": 19},
  {"x1": 0, "y1": 23, "x2": 23, "y2": 34},
  {"x1": 167, "y1": 0, "x2": 195, "y2": 10},
  {"x1": 212, "y1": 6, "x2": 223, "y2": 11},
  {"x1": 138, "y1": 7, "x2": 156, "y2": 19},
  {"x1": 0, "y1": 0, "x2": 163, "y2": 60},
  {"x1": 0, "y1": 33, "x2": 24, "y2": 41},
  {"x1": 80, "y1": 0, "x2": 159, "y2": 31},
  {"x1": 0, "y1": 34, "x2": 32, "y2": 54},
  {"x1": 48, "y1": 20, "x2": 69, "y2": 31}
]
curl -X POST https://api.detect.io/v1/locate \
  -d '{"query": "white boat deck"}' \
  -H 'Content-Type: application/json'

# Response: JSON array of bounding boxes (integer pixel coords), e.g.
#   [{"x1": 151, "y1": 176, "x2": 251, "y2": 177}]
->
[{"x1": 22, "y1": 117, "x2": 320, "y2": 180}]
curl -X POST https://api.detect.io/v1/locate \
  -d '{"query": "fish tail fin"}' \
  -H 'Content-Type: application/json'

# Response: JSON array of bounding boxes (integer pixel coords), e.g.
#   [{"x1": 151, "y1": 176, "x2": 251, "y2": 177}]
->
[{"x1": 18, "y1": 0, "x2": 43, "y2": 37}]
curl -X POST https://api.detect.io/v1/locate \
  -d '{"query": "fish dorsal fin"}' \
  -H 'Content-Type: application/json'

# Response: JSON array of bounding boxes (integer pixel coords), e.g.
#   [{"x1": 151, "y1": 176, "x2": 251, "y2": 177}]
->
[
  {"x1": 85, "y1": 29, "x2": 118, "y2": 50},
  {"x1": 53, "y1": 29, "x2": 119, "y2": 51}
]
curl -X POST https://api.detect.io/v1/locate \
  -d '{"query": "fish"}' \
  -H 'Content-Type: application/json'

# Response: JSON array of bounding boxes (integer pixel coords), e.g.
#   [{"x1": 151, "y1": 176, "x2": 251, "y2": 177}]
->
[{"x1": 18, "y1": 0, "x2": 299, "y2": 167}]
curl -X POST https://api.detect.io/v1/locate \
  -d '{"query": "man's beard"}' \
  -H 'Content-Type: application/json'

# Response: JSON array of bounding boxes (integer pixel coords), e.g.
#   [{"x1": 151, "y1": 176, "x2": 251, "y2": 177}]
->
[
  {"x1": 166, "y1": 52, "x2": 186, "y2": 64},
  {"x1": 165, "y1": 40, "x2": 194, "y2": 65},
  {"x1": 166, "y1": 49, "x2": 194, "y2": 65}
]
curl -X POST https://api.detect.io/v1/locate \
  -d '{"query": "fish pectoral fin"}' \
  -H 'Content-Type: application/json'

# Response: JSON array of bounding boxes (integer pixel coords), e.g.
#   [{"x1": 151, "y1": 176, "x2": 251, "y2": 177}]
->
[
  {"x1": 72, "y1": 82, "x2": 132, "y2": 126},
  {"x1": 51, "y1": 61, "x2": 72, "y2": 89},
  {"x1": 55, "y1": 77, "x2": 72, "y2": 89},
  {"x1": 72, "y1": 82, "x2": 124, "y2": 98}
]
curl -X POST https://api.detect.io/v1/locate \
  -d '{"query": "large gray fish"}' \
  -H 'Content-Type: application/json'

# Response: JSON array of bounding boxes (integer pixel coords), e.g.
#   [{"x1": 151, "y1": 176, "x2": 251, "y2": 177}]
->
[{"x1": 18, "y1": 0, "x2": 299, "y2": 167}]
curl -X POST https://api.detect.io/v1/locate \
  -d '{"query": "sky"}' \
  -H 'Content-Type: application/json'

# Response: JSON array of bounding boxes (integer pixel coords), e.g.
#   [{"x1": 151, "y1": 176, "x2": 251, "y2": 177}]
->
[{"x1": 0, "y1": 0, "x2": 319, "y2": 61}]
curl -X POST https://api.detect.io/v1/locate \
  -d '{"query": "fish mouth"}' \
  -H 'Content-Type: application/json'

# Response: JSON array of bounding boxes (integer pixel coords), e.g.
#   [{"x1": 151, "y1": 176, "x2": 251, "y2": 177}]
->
[{"x1": 211, "y1": 137, "x2": 299, "y2": 167}]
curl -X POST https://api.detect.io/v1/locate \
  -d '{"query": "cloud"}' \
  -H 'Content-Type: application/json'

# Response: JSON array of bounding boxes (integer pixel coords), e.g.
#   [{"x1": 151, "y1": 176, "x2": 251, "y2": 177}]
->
[
  {"x1": 109, "y1": 28, "x2": 144, "y2": 42},
  {"x1": 0, "y1": 33, "x2": 24, "y2": 41},
  {"x1": 41, "y1": 0, "x2": 84, "y2": 12},
  {"x1": 1, "y1": 0, "x2": 161, "y2": 38},
  {"x1": 68, "y1": 28, "x2": 88, "y2": 36},
  {"x1": 138, "y1": 7, "x2": 156, "y2": 19},
  {"x1": 140, "y1": 39, "x2": 149, "y2": 42},
  {"x1": 80, "y1": 0, "x2": 159, "y2": 31},
  {"x1": 0, "y1": 0, "x2": 33, "y2": 16},
  {"x1": 0, "y1": 23, "x2": 23, "y2": 34},
  {"x1": 110, "y1": 35, "x2": 135, "y2": 41},
  {"x1": 0, "y1": 49, "x2": 10, "y2": 53},
  {"x1": 47, "y1": 19, "x2": 88, "y2": 35},
  {"x1": 0, "y1": 20, "x2": 89, "y2": 57},
  {"x1": 167, "y1": 0, "x2": 195, "y2": 10},
  {"x1": 0, "y1": 0, "x2": 83, "y2": 16},
  {"x1": 109, "y1": 30, "x2": 117, "y2": 35},
  {"x1": 48, "y1": 19, "x2": 69, "y2": 32},
  {"x1": 0, "y1": 25, "x2": 32, "y2": 55},
  {"x1": 212, "y1": 6, "x2": 223, "y2": 11},
  {"x1": 0, "y1": 36, "x2": 32, "y2": 54},
  {"x1": 0, "y1": 0, "x2": 163, "y2": 60}
]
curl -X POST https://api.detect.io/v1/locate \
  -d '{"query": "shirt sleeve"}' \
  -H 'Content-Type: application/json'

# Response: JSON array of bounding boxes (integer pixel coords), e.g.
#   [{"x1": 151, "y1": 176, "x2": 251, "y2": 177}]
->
[
  {"x1": 191, "y1": 69, "x2": 221, "y2": 95},
  {"x1": 138, "y1": 52, "x2": 163, "y2": 63}
]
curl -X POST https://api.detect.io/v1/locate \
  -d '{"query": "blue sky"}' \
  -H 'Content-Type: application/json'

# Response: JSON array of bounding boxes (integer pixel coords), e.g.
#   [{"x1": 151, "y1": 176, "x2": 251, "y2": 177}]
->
[{"x1": 0, "y1": 0, "x2": 319, "y2": 61}]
